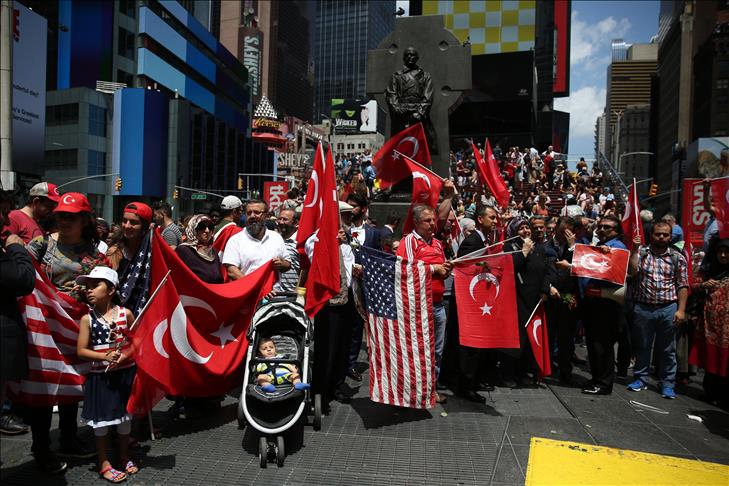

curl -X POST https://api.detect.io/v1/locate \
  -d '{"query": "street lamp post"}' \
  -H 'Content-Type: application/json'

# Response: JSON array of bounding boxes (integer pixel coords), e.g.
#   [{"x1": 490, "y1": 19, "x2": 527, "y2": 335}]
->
[{"x1": 618, "y1": 151, "x2": 654, "y2": 182}]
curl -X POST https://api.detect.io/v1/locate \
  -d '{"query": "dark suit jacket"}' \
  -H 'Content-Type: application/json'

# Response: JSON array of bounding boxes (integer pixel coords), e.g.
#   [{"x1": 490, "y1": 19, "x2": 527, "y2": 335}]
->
[{"x1": 457, "y1": 231, "x2": 486, "y2": 258}]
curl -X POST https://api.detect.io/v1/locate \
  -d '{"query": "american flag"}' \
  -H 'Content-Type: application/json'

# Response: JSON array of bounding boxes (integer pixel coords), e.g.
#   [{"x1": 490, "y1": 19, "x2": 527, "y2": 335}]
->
[
  {"x1": 9, "y1": 269, "x2": 90, "y2": 406},
  {"x1": 119, "y1": 230, "x2": 152, "y2": 316},
  {"x1": 361, "y1": 247, "x2": 435, "y2": 409}
]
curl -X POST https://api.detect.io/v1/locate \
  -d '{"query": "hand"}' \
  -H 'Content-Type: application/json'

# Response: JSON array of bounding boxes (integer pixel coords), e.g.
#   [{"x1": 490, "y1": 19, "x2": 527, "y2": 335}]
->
[
  {"x1": 673, "y1": 309, "x2": 686, "y2": 325},
  {"x1": 549, "y1": 286, "x2": 561, "y2": 299},
  {"x1": 599, "y1": 245, "x2": 611, "y2": 254},
  {"x1": 556, "y1": 260, "x2": 572, "y2": 271},
  {"x1": 4, "y1": 234, "x2": 23, "y2": 247},
  {"x1": 564, "y1": 229, "x2": 576, "y2": 248},
  {"x1": 521, "y1": 238, "x2": 534, "y2": 257},
  {"x1": 633, "y1": 234, "x2": 642, "y2": 247},
  {"x1": 352, "y1": 264, "x2": 363, "y2": 279},
  {"x1": 443, "y1": 179, "x2": 456, "y2": 198},
  {"x1": 264, "y1": 290, "x2": 278, "y2": 300},
  {"x1": 703, "y1": 279, "x2": 719, "y2": 291},
  {"x1": 272, "y1": 257, "x2": 291, "y2": 272},
  {"x1": 431, "y1": 264, "x2": 448, "y2": 278}
]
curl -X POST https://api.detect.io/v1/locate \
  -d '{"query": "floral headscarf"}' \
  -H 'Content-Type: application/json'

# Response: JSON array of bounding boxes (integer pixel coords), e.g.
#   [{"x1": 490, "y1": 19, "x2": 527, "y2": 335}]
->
[
  {"x1": 506, "y1": 217, "x2": 529, "y2": 240},
  {"x1": 180, "y1": 214, "x2": 215, "y2": 262}
]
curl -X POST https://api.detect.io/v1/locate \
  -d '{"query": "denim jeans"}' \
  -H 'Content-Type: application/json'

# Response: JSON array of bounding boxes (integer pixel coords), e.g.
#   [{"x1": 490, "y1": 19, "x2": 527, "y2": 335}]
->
[
  {"x1": 632, "y1": 302, "x2": 678, "y2": 388},
  {"x1": 433, "y1": 302, "x2": 447, "y2": 377}
]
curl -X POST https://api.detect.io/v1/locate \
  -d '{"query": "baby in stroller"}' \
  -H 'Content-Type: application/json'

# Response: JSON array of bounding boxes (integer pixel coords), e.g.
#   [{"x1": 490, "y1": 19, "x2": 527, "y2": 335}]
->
[{"x1": 255, "y1": 338, "x2": 310, "y2": 393}]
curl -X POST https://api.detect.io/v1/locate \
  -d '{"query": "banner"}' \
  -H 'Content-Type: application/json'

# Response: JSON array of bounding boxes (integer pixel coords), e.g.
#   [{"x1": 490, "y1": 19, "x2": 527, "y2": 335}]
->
[
  {"x1": 263, "y1": 181, "x2": 289, "y2": 214},
  {"x1": 331, "y1": 98, "x2": 377, "y2": 133}
]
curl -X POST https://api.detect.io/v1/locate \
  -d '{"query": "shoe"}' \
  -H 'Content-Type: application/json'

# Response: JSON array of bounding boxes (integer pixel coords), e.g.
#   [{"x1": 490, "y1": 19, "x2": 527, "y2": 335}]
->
[
  {"x1": 261, "y1": 383, "x2": 276, "y2": 393},
  {"x1": 0, "y1": 412, "x2": 29, "y2": 435},
  {"x1": 627, "y1": 379, "x2": 647, "y2": 392},
  {"x1": 347, "y1": 368, "x2": 362, "y2": 381},
  {"x1": 294, "y1": 382, "x2": 310, "y2": 391},
  {"x1": 455, "y1": 390, "x2": 486, "y2": 404},
  {"x1": 58, "y1": 438, "x2": 96, "y2": 459},
  {"x1": 435, "y1": 393, "x2": 447, "y2": 404},
  {"x1": 478, "y1": 382, "x2": 496, "y2": 392},
  {"x1": 581, "y1": 385, "x2": 611, "y2": 395},
  {"x1": 661, "y1": 386, "x2": 676, "y2": 399},
  {"x1": 34, "y1": 451, "x2": 67, "y2": 474}
]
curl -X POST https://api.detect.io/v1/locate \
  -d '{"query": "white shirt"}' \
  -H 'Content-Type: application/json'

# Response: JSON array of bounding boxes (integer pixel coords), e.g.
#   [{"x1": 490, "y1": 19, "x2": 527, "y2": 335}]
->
[
  {"x1": 222, "y1": 228, "x2": 286, "y2": 276},
  {"x1": 350, "y1": 223, "x2": 366, "y2": 246}
]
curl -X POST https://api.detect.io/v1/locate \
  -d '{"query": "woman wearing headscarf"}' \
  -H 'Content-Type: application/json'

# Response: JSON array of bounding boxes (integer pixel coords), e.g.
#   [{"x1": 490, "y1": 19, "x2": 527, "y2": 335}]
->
[
  {"x1": 689, "y1": 237, "x2": 729, "y2": 406},
  {"x1": 503, "y1": 217, "x2": 555, "y2": 385},
  {"x1": 25, "y1": 193, "x2": 108, "y2": 473},
  {"x1": 175, "y1": 214, "x2": 224, "y2": 284}
]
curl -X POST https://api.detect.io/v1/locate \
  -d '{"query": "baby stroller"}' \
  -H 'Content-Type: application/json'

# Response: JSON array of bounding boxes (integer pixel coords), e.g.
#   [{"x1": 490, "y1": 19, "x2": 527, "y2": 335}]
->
[{"x1": 238, "y1": 295, "x2": 322, "y2": 468}]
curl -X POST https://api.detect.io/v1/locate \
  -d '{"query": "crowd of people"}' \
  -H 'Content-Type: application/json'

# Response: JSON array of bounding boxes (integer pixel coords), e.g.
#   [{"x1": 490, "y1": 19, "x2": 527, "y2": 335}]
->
[{"x1": 0, "y1": 140, "x2": 727, "y2": 480}]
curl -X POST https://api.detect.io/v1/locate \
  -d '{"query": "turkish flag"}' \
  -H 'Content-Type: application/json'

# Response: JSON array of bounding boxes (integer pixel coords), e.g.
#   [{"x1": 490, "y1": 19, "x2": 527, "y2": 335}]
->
[
  {"x1": 302, "y1": 146, "x2": 341, "y2": 317},
  {"x1": 453, "y1": 254, "x2": 520, "y2": 348},
  {"x1": 525, "y1": 301, "x2": 551, "y2": 377},
  {"x1": 473, "y1": 140, "x2": 510, "y2": 208},
  {"x1": 212, "y1": 223, "x2": 242, "y2": 256},
  {"x1": 373, "y1": 123, "x2": 432, "y2": 189},
  {"x1": 712, "y1": 177, "x2": 729, "y2": 238},
  {"x1": 402, "y1": 155, "x2": 444, "y2": 234},
  {"x1": 127, "y1": 230, "x2": 275, "y2": 415},
  {"x1": 449, "y1": 209, "x2": 464, "y2": 256},
  {"x1": 621, "y1": 180, "x2": 645, "y2": 251},
  {"x1": 570, "y1": 244, "x2": 630, "y2": 285},
  {"x1": 297, "y1": 143, "x2": 327, "y2": 258}
]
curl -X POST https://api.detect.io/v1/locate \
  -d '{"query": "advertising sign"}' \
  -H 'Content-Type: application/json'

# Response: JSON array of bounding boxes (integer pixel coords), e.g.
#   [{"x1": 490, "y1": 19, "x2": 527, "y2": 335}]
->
[
  {"x1": 276, "y1": 152, "x2": 310, "y2": 170},
  {"x1": 331, "y1": 99, "x2": 377, "y2": 134},
  {"x1": 553, "y1": 0, "x2": 571, "y2": 97},
  {"x1": 240, "y1": 26, "x2": 262, "y2": 104},
  {"x1": 12, "y1": 2, "x2": 47, "y2": 175},
  {"x1": 681, "y1": 178, "x2": 712, "y2": 284},
  {"x1": 263, "y1": 181, "x2": 289, "y2": 213},
  {"x1": 687, "y1": 137, "x2": 729, "y2": 179}
]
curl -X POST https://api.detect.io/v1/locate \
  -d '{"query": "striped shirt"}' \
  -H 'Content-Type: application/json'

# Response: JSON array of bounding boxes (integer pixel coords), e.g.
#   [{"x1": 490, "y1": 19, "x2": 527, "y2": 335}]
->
[
  {"x1": 397, "y1": 231, "x2": 446, "y2": 302},
  {"x1": 274, "y1": 232, "x2": 301, "y2": 293},
  {"x1": 634, "y1": 246, "x2": 689, "y2": 304}
]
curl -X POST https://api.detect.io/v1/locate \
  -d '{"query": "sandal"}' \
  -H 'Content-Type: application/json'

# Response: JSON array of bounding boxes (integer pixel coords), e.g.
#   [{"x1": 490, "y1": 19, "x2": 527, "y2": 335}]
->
[
  {"x1": 124, "y1": 460, "x2": 139, "y2": 475},
  {"x1": 99, "y1": 466, "x2": 127, "y2": 483}
]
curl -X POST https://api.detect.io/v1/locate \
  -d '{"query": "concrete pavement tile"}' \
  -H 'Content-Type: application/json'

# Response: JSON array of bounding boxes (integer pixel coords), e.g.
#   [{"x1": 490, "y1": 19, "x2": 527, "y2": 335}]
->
[
  {"x1": 659, "y1": 425, "x2": 729, "y2": 459},
  {"x1": 504, "y1": 416, "x2": 594, "y2": 446},
  {"x1": 582, "y1": 418, "x2": 689, "y2": 456},
  {"x1": 490, "y1": 442, "x2": 525, "y2": 484},
  {"x1": 555, "y1": 395, "x2": 647, "y2": 423}
]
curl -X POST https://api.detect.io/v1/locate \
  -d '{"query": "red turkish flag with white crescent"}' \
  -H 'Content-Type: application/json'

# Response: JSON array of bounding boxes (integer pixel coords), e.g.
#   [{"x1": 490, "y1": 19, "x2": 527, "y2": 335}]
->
[
  {"x1": 127, "y1": 230, "x2": 275, "y2": 415},
  {"x1": 473, "y1": 139, "x2": 510, "y2": 209},
  {"x1": 621, "y1": 180, "x2": 645, "y2": 251},
  {"x1": 712, "y1": 177, "x2": 729, "y2": 239},
  {"x1": 570, "y1": 244, "x2": 630, "y2": 285},
  {"x1": 525, "y1": 301, "x2": 551, "y2": 377},
  {"x1": 297, "y1": 142, "x2": 326, "y2": 257},
  {"x1": 453, "y1": 254, "x2": 519, "y2": 348},
  {"x1": 373, "y1": 123, "x2": 432, "y2": 189},
  {"x1": 401, "y1": 155, "x2": 444, "y2": 234}
]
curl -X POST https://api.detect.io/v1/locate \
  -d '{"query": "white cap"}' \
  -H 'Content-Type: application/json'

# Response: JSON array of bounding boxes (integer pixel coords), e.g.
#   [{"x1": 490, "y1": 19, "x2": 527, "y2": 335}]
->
[
  {"x1": 76, "y1": 266, "x2": 119, "y2": 288},
  {"x1": 295, "y1": 201, "x2": 353, "y2": 214},
  {"x1": 221, "y1": 195, "x2": 243, "y2": 210}
]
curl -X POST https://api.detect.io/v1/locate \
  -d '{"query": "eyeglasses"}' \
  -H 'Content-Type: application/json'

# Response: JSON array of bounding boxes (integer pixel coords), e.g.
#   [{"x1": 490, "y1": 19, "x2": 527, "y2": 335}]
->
[
  {"x1": 598, "y1": 224, "x2": 617, "y2": 231},
  {"x1": 196, "y1": 222, "x2": 215, "y2": 232}
]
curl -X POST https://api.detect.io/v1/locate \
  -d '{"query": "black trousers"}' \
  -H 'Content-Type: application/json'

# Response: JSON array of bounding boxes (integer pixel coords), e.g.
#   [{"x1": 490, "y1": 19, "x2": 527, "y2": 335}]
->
[
  {"x1": 548, "y1": 300, "x2": 579, "y2": 377},
  {"x1": 312, "y1": 302, "x2": 354, "y2": 404},
  {"x1": 582, "y1": 297, "x2": 621, "y2": 391},
  {"x1": 27, "y1": 403, "x2": 78, "y2": 453}
]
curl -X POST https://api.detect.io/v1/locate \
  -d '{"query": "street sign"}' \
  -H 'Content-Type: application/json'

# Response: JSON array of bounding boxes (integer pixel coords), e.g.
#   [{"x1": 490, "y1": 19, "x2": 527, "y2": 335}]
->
[{"x1": 191, "y1": 194, "x2": 207, "y2": 200}]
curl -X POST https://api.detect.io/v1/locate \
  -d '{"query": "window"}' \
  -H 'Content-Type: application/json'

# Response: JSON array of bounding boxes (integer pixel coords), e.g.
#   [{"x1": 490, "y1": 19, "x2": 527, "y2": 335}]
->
[
  {"x1": 45, "y1": 149, "x2": 78, "y2": 170},
  {"x1": 46, "y1": 103, "x2": 78, "y2": 126},
  {"x1": 717, "y1": 78, "x2": 729, "y2": 90},
  {"x1": 337, "y1": 143, "x2": 344, "y2": 150},
  {"x1": 118, "y1": 27, "x2": 135, "y2": 60},
  {"x1": 88, "y1": 105, "x2": 107, "y2": 137},
  {"x1": 118, "y1": 0, "x2": 136, "y2": 18},
  {"x1": 88, "y1": 150, "x2": 106, "y2": 176},
  {"x1": 116, "y1": 69, "x2": 134, "y2": 87}
]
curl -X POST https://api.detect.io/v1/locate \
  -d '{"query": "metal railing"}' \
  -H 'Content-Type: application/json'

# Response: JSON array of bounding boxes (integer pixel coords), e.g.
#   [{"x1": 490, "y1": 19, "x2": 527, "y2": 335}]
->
[{"x1": 597, "y1": 151, "x2": 629, "y2": 204}]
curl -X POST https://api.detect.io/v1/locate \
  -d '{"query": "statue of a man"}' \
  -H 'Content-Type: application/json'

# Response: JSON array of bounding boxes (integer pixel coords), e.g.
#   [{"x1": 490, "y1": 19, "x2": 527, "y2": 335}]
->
[{"x1": 386, "y1": 47, "x2": 437, "y2": 153}]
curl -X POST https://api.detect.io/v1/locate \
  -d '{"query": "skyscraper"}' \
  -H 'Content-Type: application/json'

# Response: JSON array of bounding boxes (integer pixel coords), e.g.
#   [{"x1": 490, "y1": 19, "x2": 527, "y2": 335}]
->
[
  {"x1": 611, "y1": 39, "x2": 630, "y2": 62},
  {"x1": 313, "y1": 0, "x2": 395, "y2": 123}
]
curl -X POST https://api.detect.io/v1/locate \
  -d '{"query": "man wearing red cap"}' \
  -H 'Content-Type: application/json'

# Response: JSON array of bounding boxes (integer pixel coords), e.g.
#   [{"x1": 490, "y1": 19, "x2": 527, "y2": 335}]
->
[{"x1": 7, "y1": 182, "x2": 61, "y2": 244}]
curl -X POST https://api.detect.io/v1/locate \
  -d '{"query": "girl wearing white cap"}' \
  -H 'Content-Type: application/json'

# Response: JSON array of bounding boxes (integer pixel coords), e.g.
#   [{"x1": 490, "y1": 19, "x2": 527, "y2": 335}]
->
[{"x1": 76, "y1": 267, "x2": 138, "y2": 483}]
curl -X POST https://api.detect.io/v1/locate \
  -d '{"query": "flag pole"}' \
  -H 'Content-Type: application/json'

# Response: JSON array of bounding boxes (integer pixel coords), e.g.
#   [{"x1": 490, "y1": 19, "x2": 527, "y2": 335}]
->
[
  {"x1": 104, "y1": 270, "x2": 171, "y2": 372},
  {"x1": 523, "y1": 300, "x2": 542, "y2": 328},
  {"x1": 632, "y1": 178, "x2": 641, "y2": 239},
  {"x1": 148, "y1": 410, "x2": 156, "y2": 441},
  {"x1": 392, "y1": 150, "x2": 445, "y2": 182},
  {"x1": 451, "y1": 235, "x2": 521, "y2": 262},
  {"x1": 453, "y1": 249, "x2": 522, "y2": 264}
]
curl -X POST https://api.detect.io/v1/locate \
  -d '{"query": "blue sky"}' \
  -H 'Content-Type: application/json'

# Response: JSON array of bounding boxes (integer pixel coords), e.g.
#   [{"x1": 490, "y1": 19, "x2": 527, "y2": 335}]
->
[
  {"x1": 396, "y1": 0, "x2": 660, "y2": 158},
  {"x1": 553, "y1": 1, "x2": 660, "y2": 158}
]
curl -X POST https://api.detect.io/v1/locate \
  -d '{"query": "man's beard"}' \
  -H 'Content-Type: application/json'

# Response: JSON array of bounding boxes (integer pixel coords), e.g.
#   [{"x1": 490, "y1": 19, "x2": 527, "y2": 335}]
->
[
  {"x1": 277, "y1": 223, "x2": 293, "y2": 237},
  {"x1": 247, "y1": 220, "x2": 264, "y2": 236}
]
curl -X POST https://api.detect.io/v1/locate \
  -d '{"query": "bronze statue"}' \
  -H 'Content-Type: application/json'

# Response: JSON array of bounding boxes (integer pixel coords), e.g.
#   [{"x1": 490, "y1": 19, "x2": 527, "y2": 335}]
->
[{"x1": 386, "y1": 47, "x2": 437, "y2": 153}]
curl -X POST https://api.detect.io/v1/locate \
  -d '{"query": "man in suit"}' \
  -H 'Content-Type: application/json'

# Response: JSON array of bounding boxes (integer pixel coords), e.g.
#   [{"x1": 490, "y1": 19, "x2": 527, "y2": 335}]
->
[
  {"x1": 444, "y1": 205, "x2": 499, "y2": 402},
  {"x1": 380, "y1": 211, "x2": 402, "y2": 241}
]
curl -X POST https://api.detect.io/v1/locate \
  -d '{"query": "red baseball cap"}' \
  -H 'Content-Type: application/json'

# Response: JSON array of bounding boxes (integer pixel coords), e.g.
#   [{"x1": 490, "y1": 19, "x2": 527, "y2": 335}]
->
[
  {"x1": 54, "y1": 192, "x2": 92, "y2": 214},
  {"x1": 29, "y1": 182, "x2": 62, "y2": 203},
  {"x1": 123, "y1": 202, "x2": 153, "y2": 224}
]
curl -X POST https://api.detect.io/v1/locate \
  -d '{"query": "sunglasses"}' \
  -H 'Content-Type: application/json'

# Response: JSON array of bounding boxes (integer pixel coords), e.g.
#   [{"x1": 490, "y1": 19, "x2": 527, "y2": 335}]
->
[
  {"x1": 196, "y1": 222, "x2": 215, "y2": 232},
  {"x1": 107, "y1": 321, "x2": 119, "y2": 342},
  {"x1": 598, "y1": 224, "x2": 617, "y2": 230}
]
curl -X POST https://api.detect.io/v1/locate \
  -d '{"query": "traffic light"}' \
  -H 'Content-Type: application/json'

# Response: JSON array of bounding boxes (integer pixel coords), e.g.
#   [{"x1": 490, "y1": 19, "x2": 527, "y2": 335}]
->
[
  {"x1": 648, "y1": 183, "x2": 658, "y2": 197},
  {"x1": 173, "y1": 189, "x2": 179, "y2": 199},
  {"x1": 237, "y1": 176, "x2": 243, "y2": 190},
  {"x1": 114, "y1": 177, "x2": 122, "y2": 191}
]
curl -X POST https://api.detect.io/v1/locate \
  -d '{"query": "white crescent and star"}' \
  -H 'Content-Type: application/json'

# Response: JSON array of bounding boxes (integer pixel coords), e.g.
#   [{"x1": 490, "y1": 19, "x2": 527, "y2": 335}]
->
[
  {"x1": 412, "y1": 171, "x2": 431, "y2": 190},
  {"x1": 579, "y1": 253, "x2": 610, "y2": 272},
  {"x1": 398, "y1": 136, "x2": 419, "y2": 158},
  {"x1": 153, "y1": 319, "x2": 169, "y2": 358},
  {"x1": 62, "y1": 194, "x2": 76, "y2": 205},
  {"x1": 532, "y1": 319, "x2": 542, "y2": 347},
  {"x1": 468, "y1": 272, "x2": 500, "y2": 315},
  {"x1": 170, "y1": 302, "x2": 213, "y2": 364},
  {"x1": 305, "y1": 170, "x2": 319, "y2": 208}
]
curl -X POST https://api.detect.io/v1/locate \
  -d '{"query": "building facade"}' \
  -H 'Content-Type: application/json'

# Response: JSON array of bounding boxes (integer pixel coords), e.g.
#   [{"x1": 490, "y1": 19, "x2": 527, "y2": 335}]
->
[
  {"x1": 313, "y1": 0, "x2": 395, "y2": 124},
  {"x1": 618, "y1": 104, "x2": 651, "y2": 180}
]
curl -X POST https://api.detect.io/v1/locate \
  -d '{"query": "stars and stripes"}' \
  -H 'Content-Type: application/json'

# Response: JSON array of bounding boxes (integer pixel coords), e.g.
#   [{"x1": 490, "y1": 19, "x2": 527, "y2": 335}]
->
[
  {"x1": 9, "y1": 269, "x2": 90, "y2": 406},
  {"x1": 361, "y1": 247, "x2": 436, "y2": 409},
  {"x1": 119, "y1": 231, "x2": 152, "y2": 316}
]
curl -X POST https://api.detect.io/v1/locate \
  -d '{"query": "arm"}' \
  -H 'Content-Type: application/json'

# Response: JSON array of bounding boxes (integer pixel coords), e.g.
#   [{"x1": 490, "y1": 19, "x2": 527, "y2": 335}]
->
[
  {"x1": 226, "y1": 264, "x2": 246, "y2": 281},
  {"x1": 1, "y1": 240, "x2": 36, "y2": 297},
  {"x1": 436, "y1": 180, "x2": 456, "y2": 226},
  {"x1": 628, "y1": 243, "x2": 641, "y2": 277}
]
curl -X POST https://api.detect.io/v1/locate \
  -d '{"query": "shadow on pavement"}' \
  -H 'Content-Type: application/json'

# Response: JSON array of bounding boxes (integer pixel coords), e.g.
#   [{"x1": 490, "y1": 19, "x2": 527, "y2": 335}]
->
[
  {"x1": 688, "y1": 409, "x2": 729, "y2": 440},
  {"x1": 349, "y1": 397, "x2": 432, "y2": 428},
  {"x1": 159, "y1": 403, "x2": 238, "y2": 439},
  {"x1": 240, "y1": 419, "x2": 306, "y2": 459}
]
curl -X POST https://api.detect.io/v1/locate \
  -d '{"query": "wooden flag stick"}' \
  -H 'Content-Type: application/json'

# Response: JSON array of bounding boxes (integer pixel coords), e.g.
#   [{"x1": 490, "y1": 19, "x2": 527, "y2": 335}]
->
[
  {"x1": 451, "y1": 235, "x2": 521, "y2": 263},
  {"x1": 392, "y1": 150, "x2": 445, "y2": 182},
  {"x1": 524, "y1": 300, "x2": 542, "y2": 328}
]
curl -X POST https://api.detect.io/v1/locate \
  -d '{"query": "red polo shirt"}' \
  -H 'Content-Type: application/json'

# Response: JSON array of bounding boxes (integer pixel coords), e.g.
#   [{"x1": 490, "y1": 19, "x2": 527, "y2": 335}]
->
[{"x1": 397, "y1": 230, "x2": 446, "y2": 303}]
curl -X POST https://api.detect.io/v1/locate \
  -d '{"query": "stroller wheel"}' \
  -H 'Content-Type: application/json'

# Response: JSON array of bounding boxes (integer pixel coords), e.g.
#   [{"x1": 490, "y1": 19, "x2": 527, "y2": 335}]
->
[
  {"x1": 259, "y1": 436, "x2": 268, "y2": 468},
  {"x1": 313, "y1": 394, "x2": 322, "y2": 431},
  {"x1": 276, "y1": 436, "x2": 285, "y2": 467}
]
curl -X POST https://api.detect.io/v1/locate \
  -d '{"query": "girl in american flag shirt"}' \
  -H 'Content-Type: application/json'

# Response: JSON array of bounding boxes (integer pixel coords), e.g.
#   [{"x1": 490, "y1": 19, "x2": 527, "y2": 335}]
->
[{"x1": 75, "y1": 266, "x2": 138, "y2": 483}]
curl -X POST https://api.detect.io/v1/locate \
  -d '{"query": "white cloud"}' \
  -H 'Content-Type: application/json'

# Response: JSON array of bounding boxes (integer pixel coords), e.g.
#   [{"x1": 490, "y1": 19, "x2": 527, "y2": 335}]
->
[
  {"x1": 554, "y1": 86, "x2": 606, "y2": 138},
  {"x1": 570, "y1": 11, "x2": 631, "y2": 71}
]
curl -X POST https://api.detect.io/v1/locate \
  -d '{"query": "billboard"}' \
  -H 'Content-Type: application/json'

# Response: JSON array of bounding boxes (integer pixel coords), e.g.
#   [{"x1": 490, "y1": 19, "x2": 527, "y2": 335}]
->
[
  {"x1": 240, "y1": 26, "x2": 262, "y2": 105},
  {"x1": 687, "y1": 137, "x2": 729, "y2": 179},
  {"x1": 421, "y1": 0, "x2": 536, "y2": 55},
  {"x1": 263, "y1": 181, "x2": 289, "y2": 214},
  {"x1": 553, "y1": 0, "x2": 571, "y2": 97},
  {"x1": 330, "y1": 99, "x2": 377, "y2": 134},
  {"x1": 12, "y1": 2, "x2": 47, "y2": 174}
]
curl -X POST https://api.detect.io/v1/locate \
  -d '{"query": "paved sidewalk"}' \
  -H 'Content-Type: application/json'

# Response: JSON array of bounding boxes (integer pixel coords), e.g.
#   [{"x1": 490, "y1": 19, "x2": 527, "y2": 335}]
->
[{"x1": 2, "y1": 356, "x2": 728, "y2": 485}]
